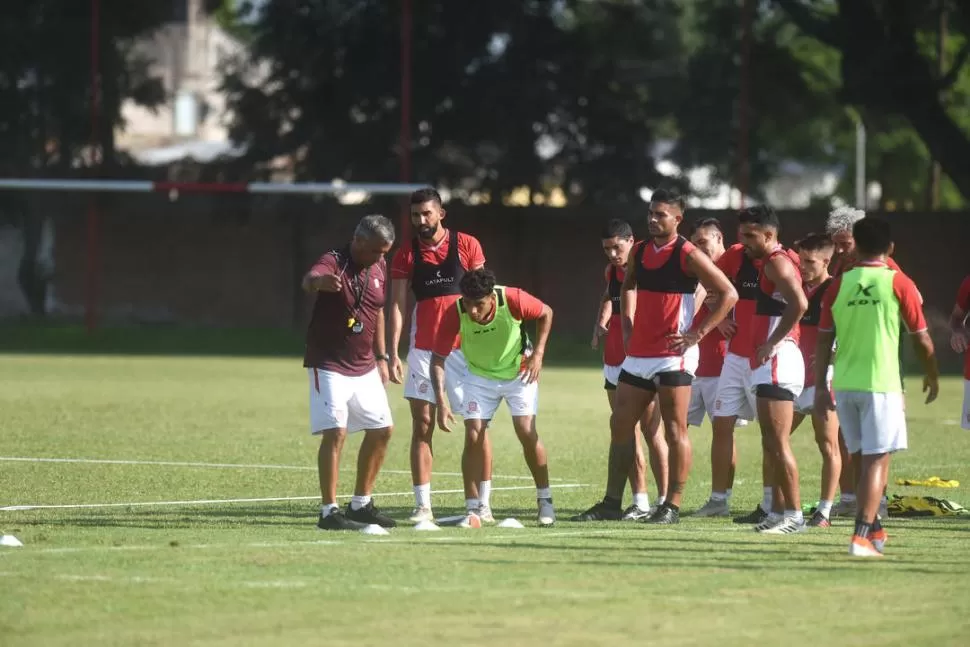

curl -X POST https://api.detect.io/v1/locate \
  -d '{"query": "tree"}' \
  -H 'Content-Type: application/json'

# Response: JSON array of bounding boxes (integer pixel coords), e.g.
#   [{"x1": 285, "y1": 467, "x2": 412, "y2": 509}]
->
[
  {"x1": 775, "y1": 0, "x2": 970, "y2": 203},
  {"x1": 221, "y1": 0, "x2": 691, "y2": 204}
]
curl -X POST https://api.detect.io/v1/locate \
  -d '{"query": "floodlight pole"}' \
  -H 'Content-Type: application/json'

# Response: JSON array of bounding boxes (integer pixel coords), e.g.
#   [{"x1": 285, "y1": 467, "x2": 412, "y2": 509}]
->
[{"x1": 86, "y1": 0, "x2": 101, "y2": 333}]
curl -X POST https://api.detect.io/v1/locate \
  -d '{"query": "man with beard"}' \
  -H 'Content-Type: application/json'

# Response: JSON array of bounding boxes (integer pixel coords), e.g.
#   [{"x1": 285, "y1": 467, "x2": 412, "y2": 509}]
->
[
  {"x1": 608, "y1": 188, "x2": 737, "y2": 525},
  {"x1": 572, "y1": 219, "x2": 668, "y2": 522},
  {"x1": 389, "y1": 188, "x2": 492, "y2": 523},
  {"x1": 737, "y1": 206, "x2": 808, "y2": 534}
]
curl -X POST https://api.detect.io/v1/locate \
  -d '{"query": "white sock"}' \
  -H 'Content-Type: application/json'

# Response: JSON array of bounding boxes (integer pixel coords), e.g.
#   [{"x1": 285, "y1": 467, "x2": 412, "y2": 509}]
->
[
  {"x1": 711, "y1": 491, "x2": 728, "y2": 502},
  {"x1": 465, "y1": 498, "x2": 480, "y2": 512},
  {"x1": 320, "y1": 503, "x2": 338, "y2": 518},
  {"x1": 818, "y1": 499, "x2": 833, "y2": 518},
  {"x1": 536, "y1": 487, "x2": 551, "y2": 501},
  {"x1": 784, "y1": 509, "x2": 804, "y2": 523},
  {"x1": 761, "y1": 487, "x2": 773, "y2": 512},
  {"x1": 657, "y1": 495, "x2": 666, "y2": 506},
  {"x1": 414, "y1": 483, "x2": 431, "y2": 509},
  {"x1": 479, "y1": 480, "x2": 492, "y2": 507},
  {"x1": 350, "y1": 495, "x2": 371, "y2": 511},
  {"x1": 633, "y1": 492, "x2": 650, "y2": 510},
  {"x1": 840, "y1": 493, "x2": 856, "y2": 503}
]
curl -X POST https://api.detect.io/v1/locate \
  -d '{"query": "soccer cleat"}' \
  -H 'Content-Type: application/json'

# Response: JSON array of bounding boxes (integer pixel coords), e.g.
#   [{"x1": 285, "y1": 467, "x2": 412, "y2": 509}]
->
[
  {"x1": 408, "y1": 506, "x2": 434, "y2": 524},
  {"x1": 693, "y1": 497, "x2": 730, "y2": 518},
  {"x1": 476, "y1": 504, "x2": 496, "y2": 524},
  {"x1": 458, "y1": 512, "x2": 482, "y2": 529},
  {"x1": 569, "y1": 499, "x2": 624, "y2": 521},
  {"x1": 849, "y1": 535, "x2": 883, "y2": 557},
  {"x1": 345, "y1": 501, "x2": 397, "y2": 528},
  {"x1": 317, "y1": 510, "x2": 368, "y2": 531},
  {"x1": 760, "y1": 516, "x2": 807, "y2": 534},
  {"x1": 538, "y1": 498, "x2": 556, "y2": 527},
  {"x1": 753, "y1": 513, "x2": 783, "y2": 532},
  {"x1": 870, "y1": 528, "x2": 888, "y2": 553},
  {"x1": 621, "y1": 504, "x2": 651, "y2": 521},
  {"x1": 641, "y1": 504, "x2": 679, "y2": 525},
  {"x1": 807, "y1": 510, "x2": 831, "y2": 528},
  {"x1": 734, "y1": 505, "x2": 769, "y2": 524},
  {"x1": 831, "y1": 499, "x2": 857, "y2": 518}
]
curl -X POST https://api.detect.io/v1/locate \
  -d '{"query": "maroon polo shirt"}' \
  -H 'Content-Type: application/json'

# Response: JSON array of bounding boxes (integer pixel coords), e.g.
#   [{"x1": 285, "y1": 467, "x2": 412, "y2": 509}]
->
[{"x1": 303, "y1": 247, "x2": 387, "y2": 376}]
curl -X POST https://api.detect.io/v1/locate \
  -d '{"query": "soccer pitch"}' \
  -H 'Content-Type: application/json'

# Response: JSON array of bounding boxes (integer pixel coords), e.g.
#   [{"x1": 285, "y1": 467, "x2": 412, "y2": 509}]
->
[{"x1": 2, "y1": 351, "x2": 969, "y2": 646}]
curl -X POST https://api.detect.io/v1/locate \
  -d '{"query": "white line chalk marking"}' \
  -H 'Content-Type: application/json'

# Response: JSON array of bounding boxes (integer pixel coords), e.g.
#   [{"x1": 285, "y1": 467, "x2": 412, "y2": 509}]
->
[
  {"x1": 0, "y1": 483, "x2": 589, "y2": 511},
  {"x1": 0, "y1": 456, "x2": 563, "y2": 481}
]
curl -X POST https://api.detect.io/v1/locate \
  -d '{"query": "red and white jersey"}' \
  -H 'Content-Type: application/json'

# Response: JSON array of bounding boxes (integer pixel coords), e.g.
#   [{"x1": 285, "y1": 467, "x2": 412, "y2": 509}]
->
[
  {"x1": 603, "y1": 263, "x2": 626, "y2": 367},
  {"x1": 750, "y1": 246, "x2": 802, "y2": 370},
  {"x1": 716, "y1": 243, "x2": 761, "y2": 359},
  {"x1": 627, "y1": 236, "x2": 699, "y2": 358},
  {"x1": 693, "y1": 302, "x2": 727, "y2": 377},
  {"x1": 798, "y1": 277, "x2": 833, "y2": 388}
]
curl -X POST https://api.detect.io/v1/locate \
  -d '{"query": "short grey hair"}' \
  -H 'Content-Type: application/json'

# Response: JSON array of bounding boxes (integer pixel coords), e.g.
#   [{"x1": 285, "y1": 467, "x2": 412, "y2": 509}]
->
[
  {"x1": 825, "y1": 206, "x2": 865, "y2": 235},
  {"x1": 354, "y1": 214, "x2": 396, "y2": 245}
]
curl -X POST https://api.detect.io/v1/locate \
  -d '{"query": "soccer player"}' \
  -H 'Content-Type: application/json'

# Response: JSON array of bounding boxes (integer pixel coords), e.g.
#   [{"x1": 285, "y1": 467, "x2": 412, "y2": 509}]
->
[
  {"x1": 949, "y1": 275, "x2": 970, "y2": 430},
  {"x1": 573, "y1": 219, "x2": 668, "y2": 521},
  {"x1": 388, "y1": 188, "x2": 493, "y2": 524},
  {"x1": 688, "y1": 218, "x2": 750, "y2": 518},
  {"x1": 432, "y1": 269, "x2": 557, "y2": 527},
  {"x1": 825, "y1": 206, "x2": 905, "y2": 518},
  {"x1": 791, "y1": 234, "x2": 840, "y2": 527},
  {"x1": 737, "y1": 205, "x2": 808, "y2": 534},
  {"x1": 815, "y1": 217, "x2": 938, "y2": 557},
  {"x1": 703, "y1": 236, "x2": 767, "y2": 521},
  {"x1": 608, "y1": 188, "x2": 738, "y2": 525},
  {"x1": 302, "y1": 214, "x2": 398, "y2": 531}
]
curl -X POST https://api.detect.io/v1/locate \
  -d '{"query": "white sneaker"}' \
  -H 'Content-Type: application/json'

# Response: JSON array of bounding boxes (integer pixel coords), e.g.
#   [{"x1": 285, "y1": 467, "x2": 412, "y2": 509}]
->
[
  {"x1": 477, "y1": 504, "x2": 496, "y2": 524},
  {"x1": 760, "y1": 516, "x2": 806, "y2": 535},
  {"x1": 537, "y1": 498, "x2": 555, "y2": 527},
  {"x1": 408, "y1": 506, "x2": 434, "y2": 523},
  {"x1": 693, "y1": 497, "x2": 730, "y2": 517},
  {"x1": 753, "y1": 513, "x2": 784, "y2": 532}
]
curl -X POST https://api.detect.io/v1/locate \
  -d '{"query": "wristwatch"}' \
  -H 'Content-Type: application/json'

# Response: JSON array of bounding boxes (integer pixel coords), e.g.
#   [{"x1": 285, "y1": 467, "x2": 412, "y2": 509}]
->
[{"x1": 375, "y1": 353, "x2": 390, "y2": 362}]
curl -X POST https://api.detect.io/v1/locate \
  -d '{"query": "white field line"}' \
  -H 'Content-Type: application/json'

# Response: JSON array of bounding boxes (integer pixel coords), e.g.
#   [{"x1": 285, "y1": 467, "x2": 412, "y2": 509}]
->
[
  {"x1": 0, "y1": 483, "x2": 589, "y2": 511},
  {"x1": 0, "y1": 456, "x2": 564, "y2": 482}
]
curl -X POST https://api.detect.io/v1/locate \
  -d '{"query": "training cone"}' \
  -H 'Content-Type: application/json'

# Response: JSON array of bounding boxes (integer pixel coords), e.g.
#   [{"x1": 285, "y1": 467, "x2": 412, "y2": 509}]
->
[
  {"x1": 497, "y1": 518, "x2": 525, "y2": 529},
  {"x1": 413, "y1": 520, "x2": 441, "y2": 531},
  {"x1": 0, "y1": 535, "x2": 23, "y2": 547},
  {"x1": 359, "y1": 524, "x2": 390, "y2": 536}
]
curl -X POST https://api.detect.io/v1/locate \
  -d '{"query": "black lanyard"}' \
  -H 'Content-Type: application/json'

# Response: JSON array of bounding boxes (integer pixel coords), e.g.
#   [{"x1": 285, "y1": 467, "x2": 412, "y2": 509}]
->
[{"x1": 345, "y1": 262, "x2": 371, "y2": 317}]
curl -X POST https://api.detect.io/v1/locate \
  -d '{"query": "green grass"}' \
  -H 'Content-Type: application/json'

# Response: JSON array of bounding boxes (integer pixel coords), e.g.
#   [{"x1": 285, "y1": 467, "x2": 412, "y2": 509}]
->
[{"x1": 1, "y1": 349, "x2": 969, "y2": 646}]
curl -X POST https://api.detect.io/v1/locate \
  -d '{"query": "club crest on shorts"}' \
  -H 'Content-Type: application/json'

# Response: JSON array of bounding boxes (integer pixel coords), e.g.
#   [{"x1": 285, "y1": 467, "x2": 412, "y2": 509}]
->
[
  {"x1": 418, "y1": 382, "x2": 429, "y2": 394},
  {"x1": 467, "y1": 401, "x2": 479, "y2": 413}
]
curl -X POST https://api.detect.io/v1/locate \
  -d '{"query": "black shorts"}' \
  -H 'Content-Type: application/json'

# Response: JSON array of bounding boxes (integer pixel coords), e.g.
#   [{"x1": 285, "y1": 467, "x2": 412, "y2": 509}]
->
[
  {"x1": 618, "y1": 370, "x2": 693, "y2": 391},
  {"x1": 755, "y1": 384, "x2": 796, "y2": 401}
]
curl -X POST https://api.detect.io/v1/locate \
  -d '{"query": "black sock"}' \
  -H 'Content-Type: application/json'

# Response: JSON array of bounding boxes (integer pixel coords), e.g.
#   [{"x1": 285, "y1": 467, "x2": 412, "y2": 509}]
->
[
  {"x1": 872, "y1": 517, "x2": 883, "y2": 532},
  {"x1": 854, "y1": 518, "x2": 872, "y2": 539},
  {"x1": 666, "y1": 502, "x2": 680, "y2": 512},
  {"x1": 603, "y1": 495, "x2": 622, "y2": 509}
]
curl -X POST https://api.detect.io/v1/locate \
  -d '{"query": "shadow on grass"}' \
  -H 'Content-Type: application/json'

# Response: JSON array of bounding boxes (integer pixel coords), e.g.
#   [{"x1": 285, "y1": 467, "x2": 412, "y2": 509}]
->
[{"x1": 0, "y1": 322, "x2": 602, "y2": 367}]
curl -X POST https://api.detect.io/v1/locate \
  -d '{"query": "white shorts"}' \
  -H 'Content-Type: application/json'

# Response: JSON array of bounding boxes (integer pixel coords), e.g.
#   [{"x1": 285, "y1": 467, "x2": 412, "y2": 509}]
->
[
  {"x1": 713, "y1": 352, "x2": 756, "y2": 420},
  {"x1": 619, "y1": 346, "x2": 700, "y2": 386},
  {"x1": 963, "y1": 380, "x2": 970, "y2": 430},
  {"x1": 307, "y1": 367, "x2": 393, "y2": 434},
  {"x1": 689, "y1": 375, "x2": 750, "y2": 427},
  {"x1": 462, "y1": 371, "x2": 539, "y2": 420},
  {"x1": 835, "y1": 390, "x2": 907, "y2": 455},
  {"x1": 403, "y1": 348, "x2": 467, "y2": 410},
  {"x1": 794, "y1": 366, "x2": 834, "y2": 415},
  {"x1": 750, "y1": 340, "x2": 804, "y2": 401},
  {"x1": 604, "y1": 364, "x2": 622, "y2": 389}
]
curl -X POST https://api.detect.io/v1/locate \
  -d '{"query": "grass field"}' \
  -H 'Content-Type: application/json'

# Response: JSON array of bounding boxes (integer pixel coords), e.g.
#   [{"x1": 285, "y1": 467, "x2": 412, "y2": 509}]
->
[{"x1": 2, "y1": 329, "x2": 970, "y2": 646}]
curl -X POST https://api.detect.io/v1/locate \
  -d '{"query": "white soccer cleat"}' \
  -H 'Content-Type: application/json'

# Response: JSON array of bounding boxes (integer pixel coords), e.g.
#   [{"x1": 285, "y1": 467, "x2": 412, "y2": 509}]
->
[
  {"x1": 753, "y1": 513, "x2": 784, "y2": 532},
  {"x1": 457, "y1": 512, "x2": 482, "y2": 529},
  {"x1": 849, "y1": 535, "x2": 883, "y2": 557},
  {"x1": 759, "y1": 516, "x2": 806, "y2": 535},
  {"x1": 408, "y1": 506, "x2": 434, "y2": 524},
  {"x1": 537, "y1": 498, "x2": 556, "y2": 527},
  {"x1": 693, "y1": 497, "x2": 730, "y2": 518},
  {"x1": 476, "y1": 504, "x2": 496, "y2": 524}
]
